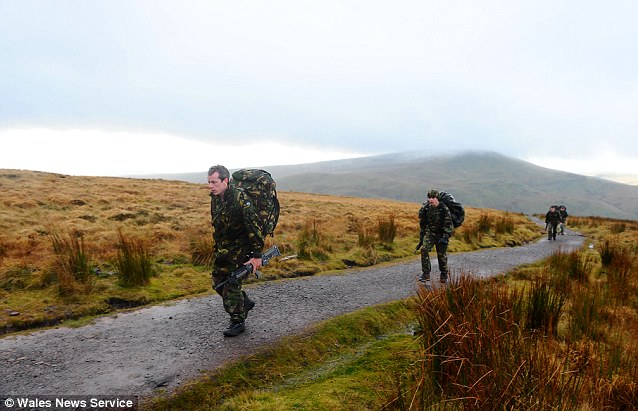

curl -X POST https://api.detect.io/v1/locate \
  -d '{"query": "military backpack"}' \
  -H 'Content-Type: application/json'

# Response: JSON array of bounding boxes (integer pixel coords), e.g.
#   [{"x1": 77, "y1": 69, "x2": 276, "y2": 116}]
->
[
  {"x1": 438, "y1": 191, "x2": 465, "y2": 228},
  {"x1": 230, "y1": 169, "x2": 280, "y2": 237}
]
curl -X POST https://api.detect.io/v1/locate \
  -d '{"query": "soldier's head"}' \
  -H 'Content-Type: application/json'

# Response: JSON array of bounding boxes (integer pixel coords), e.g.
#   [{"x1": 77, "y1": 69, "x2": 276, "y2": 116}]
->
[
  {"x1": 207, "y1": 165, "x2": 230, "y2": 197},
  {"x1": 427, "y1": 189, "x2": 440, "y2": 207}
]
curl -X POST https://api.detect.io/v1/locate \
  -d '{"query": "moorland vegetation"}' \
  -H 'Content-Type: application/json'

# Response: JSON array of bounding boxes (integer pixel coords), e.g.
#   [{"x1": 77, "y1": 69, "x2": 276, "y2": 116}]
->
[
  {"x1": 1, "y1": 170, "x2": 539, "y2": 334},
  {"x1": 148, "y1": 216, "x2": 638, "y2": 410},
  {"x1": 2, "y1": 170, "x2": 637, "y2": 409}
]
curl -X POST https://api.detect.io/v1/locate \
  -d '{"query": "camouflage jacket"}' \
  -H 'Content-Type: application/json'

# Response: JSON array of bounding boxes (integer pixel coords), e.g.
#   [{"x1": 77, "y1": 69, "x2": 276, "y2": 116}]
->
[
  {"x1": 418, "y1": 203, "x2": 454, "y2": 239},
  {"x1": 545, "y1": 210, "x2": 562, "y2": 225},
  {"x1": 210, "y1": 185, "x2": 265, "y2": 259}
]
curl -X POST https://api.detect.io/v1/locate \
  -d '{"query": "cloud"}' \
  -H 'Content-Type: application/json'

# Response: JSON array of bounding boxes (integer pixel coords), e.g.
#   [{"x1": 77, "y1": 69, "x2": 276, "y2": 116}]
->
[
  {"x1": 0, "y1": 128, "x2": 364, "y2": 176},
  {"x1": 1, "y1": 1, "x2": 637, "y2": 178},
  {"x1": 526, "y1": 150, "x2": 638, "y2": 177}
]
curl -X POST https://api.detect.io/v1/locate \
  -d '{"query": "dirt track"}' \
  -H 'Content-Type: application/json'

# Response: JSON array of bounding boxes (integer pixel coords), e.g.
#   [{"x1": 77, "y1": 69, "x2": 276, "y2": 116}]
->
[{"x1": 0, "y1": 223, "x2": 584, "y2": 404}]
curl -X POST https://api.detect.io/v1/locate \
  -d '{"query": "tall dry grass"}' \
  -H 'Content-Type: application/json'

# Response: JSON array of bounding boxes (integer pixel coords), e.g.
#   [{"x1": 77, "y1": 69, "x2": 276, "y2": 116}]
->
[
  {"x1": 0, "y1": 171, "x2": 540, "y2": 279},
  {"x1": 388, "y1": 244, "x2": 638, "y2": 410},
  {"x1": 569, "y1": 216, "x2": 638, "y2": 251},
  {"x1": 377, "y1": 214, "x2": 398, "y2": 245},
  {"x1": 0, "y1": 169, "x2": 541, "y2": 332},
  {"x1": 115, "y1": 229, "x2": 156, "y2": 287},
  {"x1": 458, "y1": 212, "x2": 525, "y2": 247},
  {"x1": 48, "y1": 226, "x2": 94, "y2": 296}
]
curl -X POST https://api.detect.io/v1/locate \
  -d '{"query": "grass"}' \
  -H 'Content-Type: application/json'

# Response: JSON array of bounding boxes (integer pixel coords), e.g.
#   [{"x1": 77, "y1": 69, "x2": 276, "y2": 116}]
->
[
  {"x1": 397, "y1": 246, "x2": 637, "y2": 410},
  {"x1": 48, "y1": 226, "x2": 94, "y2": 296},
  {"x1": 115, "y1": 228, "x2": 156, "y2": 287},
  {"x1": 0, "y1": 169, "x2": 542, "y2": 333},
  {"x1": 144, "y1": 300, "x2": 419, "y2": 411},
  {"x1": 144, "y1": 216, "x2": 638, "y2": 410},
  {"x1": 2, "y1": 170, "x2": 637, "y2": 409}
]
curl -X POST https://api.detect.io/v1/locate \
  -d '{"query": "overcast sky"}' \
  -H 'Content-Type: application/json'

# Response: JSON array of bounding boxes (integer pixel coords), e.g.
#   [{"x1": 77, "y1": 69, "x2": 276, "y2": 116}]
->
[{"x1": 1, "y1": 1, "x2": 637, "y2": 178}]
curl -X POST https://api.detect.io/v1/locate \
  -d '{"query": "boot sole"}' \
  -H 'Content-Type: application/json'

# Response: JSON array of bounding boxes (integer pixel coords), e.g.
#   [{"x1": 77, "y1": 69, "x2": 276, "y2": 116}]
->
[{"x1": 223, "y1": 325, "x2": 245, "y2": 337}]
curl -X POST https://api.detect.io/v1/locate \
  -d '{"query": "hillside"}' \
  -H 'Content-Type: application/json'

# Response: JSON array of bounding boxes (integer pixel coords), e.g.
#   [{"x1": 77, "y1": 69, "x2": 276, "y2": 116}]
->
[
  {"x1": 151, "y1": 151, "x2": 638, "y2": 220},
  {"x1": 0, "y1": 169, "x2": 541, "y2": 333}
]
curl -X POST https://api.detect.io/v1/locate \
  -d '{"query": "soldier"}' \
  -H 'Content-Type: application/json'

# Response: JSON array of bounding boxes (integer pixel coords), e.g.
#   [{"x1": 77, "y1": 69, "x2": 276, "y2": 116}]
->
[
  {"x1": 208, "y1": 165, "x2": 263, "y2": 337},
  {"x1": 545, "y1": 205, "x2": 561, "y2": 241},
  {"x1": 558, "y1": 205, "x2": 568, "y2": 235},
  {"x1": 417, "y1": 189, "x2": 454, "y2": 288}
]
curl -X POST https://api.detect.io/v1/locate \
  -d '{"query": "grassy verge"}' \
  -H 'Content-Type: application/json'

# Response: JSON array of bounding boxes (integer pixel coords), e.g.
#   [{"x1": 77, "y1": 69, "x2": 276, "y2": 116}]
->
[
  {"x1": 144, "y1": 300, "x2": 418, "y2": 410},
  {"x1": 0, "y1": 264, "x2": 211, "y2": 334},
  {"x1": 393, "y1": 245, "x2": 637, "y2": 410}
]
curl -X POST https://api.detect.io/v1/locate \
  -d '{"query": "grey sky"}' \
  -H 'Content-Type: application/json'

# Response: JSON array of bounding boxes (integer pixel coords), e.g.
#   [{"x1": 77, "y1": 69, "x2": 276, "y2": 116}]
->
[{"x1": 1, "y1": 1, "x2": 637, "y2": 177}]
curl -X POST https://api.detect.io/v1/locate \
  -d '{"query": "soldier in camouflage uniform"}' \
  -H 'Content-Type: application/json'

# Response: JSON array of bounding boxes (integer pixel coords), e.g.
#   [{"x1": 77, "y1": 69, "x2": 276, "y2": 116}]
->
[
  {"x1": 558, "y1": 205, "x2": 568, "y2": 235},
  {"x1": 208, "y1": 165, "x2": 264, "y2": 337},
  {"x1": 545, "y1": 205, "x2": 561, "y2": 241},
  {"x1": 417, "y1": 189, "x2": 454, "y2": 287}
]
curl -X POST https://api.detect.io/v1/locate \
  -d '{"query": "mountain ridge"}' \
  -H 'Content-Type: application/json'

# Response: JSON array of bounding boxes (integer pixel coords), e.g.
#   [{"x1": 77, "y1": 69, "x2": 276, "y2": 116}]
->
[{"x1": 131, "y1": 151, "x2": 638, "y2": 220}]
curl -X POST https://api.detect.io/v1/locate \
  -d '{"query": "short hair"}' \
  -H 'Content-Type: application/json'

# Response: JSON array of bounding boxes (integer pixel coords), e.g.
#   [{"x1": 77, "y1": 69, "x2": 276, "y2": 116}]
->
[
  {"x1": 207, "y1": 165, "x2": 230, "y2": 181},
  {"x1": 427, "y1": 189, "x2": 439, "y2": 199}
]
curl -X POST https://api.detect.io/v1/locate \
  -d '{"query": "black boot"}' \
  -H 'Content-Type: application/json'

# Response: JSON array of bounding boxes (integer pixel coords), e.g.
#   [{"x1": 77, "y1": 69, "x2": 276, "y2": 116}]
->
[
  {"x1": 440, "y1": 273, "x2": 448, "y2": 284},
  {"x1": 418, "y1": 273, "x2": 432, "y2": 290},
  {"x1": 223, "y1": 320, "x2": 245, "y2": 337},
  {"x1": 243, "y1": 291, "x2": 255, "y2": 320},
  {"x1": 244, "y1": 297, "x2": 255, "y2": 314}
]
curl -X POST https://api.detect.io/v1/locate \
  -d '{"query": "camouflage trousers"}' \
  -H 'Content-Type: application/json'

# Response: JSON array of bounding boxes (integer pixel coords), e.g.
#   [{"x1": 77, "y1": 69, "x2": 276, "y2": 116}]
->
[
  {"x1": 212, "y1": 250, "x2": 252, "y2": 322},
  {"x1": 420, "y1": 235, "x2": 448, "y2": 279}
]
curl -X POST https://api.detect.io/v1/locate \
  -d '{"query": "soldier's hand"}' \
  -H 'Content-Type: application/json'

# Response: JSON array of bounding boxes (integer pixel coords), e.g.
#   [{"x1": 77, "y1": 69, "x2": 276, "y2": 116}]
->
[{"x1": 245, "y1": 257, "x2": 262, "y2": 274}]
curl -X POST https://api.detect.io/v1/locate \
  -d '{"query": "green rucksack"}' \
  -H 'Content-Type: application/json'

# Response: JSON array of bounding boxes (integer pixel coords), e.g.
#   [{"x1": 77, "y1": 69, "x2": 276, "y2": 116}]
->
[
  {"x1": 231, "y1": 169, "x2": 280, "y2": 237},
  {"x1": 438, "y1": 191, "x2": 465, "y2": 228}
]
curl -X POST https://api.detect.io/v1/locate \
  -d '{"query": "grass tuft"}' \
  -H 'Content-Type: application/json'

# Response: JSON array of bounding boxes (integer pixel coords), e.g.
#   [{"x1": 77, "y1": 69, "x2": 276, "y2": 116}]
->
[
  {"x1": 0, "y1": 264, "x2": 34, "y2": 290},
  {"x1": 598, "y1": 240, "x2": 636, "y2": 304},
  {"x1": 495, "y1": 214, "x2": 515, "y2": 235},
  {"x1": 48, "y1": 227, "x2": 94, "y2": 296},
  {"x1": 115, "y1": 229, "x2": 155, "y2": 287},
  {"x1": 548, "y1": 248, "x2": 594, "y2": 284},
  {"x1": 526, "y1": 276, "x2": 565, "y2": 336},
  {"x1": 189, "y1": 234, "x2": 213, "y2": 266},
  {"x1": 377, "y1": 214, "x2": 397, "y2": 245},
  {"x1": 477, "y1": 213, "x2": 492, "y2": 233}
]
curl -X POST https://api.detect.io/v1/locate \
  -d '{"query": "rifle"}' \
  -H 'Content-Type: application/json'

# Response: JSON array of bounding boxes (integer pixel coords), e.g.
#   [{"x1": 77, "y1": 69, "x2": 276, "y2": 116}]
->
[
  {"x1": 415, "y1": 237, "x2": 423, "y2": 252},
  {"x1": 214, "y1": 245, "x2": 281, "y2": 293}
]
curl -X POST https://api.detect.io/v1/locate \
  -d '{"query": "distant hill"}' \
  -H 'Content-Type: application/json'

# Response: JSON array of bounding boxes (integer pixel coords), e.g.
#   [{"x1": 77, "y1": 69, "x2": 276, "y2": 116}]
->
[{"x1": 138, "y1": 151, "x2": 638, "y2": 220}]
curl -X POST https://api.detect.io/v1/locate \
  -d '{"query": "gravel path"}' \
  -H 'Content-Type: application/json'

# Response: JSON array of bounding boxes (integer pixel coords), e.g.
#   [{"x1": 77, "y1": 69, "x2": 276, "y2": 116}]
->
[{"x1": 0, "y1": 222, "x2": 584, "y2": 403}]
